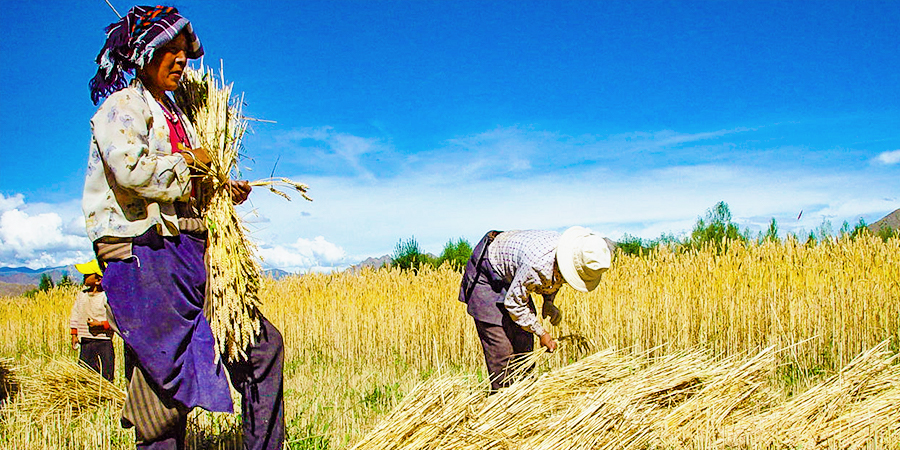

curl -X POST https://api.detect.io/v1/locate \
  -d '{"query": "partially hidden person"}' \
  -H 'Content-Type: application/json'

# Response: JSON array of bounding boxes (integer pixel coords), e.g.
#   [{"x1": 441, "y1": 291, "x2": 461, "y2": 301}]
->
[
  {"x1": 459, "y1": 227, "x2": 611, "y2": 391},
  {"x1": 69, "y1": 259, "x2": 115, "y2": 382},
  {"x1": 84, "y1": 6, "x2": 283, "y2": 449}
]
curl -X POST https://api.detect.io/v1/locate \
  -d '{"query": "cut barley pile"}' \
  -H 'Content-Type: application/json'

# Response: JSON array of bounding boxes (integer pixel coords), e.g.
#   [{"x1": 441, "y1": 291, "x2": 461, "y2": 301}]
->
[
  {"x1": 15, "y1": 358, "x2": 124, "y2": 420},
  {"x1": 350, "y1": 341, "x2": 900, "y2": 450},
  {"x1": 729, "y1": 341, "x2": 900, "y2": 448},
  {"x1": 174, "y1": 65, "x2": 311, "y2": 362}
]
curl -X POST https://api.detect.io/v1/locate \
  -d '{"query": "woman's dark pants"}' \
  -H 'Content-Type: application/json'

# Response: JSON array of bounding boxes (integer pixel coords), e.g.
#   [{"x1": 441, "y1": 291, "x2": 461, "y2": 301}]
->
[
  {"x1": 79, "y1": 337, "x2": 115, "y2": 381},
  {"x1": 134, "y1": 317, "x2": 284, "y2": 450}
]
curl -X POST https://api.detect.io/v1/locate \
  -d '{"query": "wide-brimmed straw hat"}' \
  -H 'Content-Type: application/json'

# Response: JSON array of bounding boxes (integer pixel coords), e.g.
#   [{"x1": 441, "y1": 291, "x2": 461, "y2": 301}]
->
[
  {"x1": 75, "y1": 259, "x2": 103, "y2": 276},
  {"x1": 556, "y1": 226, "x2": 611, "y2": 292}
]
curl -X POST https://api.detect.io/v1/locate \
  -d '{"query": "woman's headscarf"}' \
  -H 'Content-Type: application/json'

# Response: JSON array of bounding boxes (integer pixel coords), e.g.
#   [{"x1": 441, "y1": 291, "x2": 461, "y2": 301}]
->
[{"x1": 89, "y1": 5, "x2": 204, "y2": 105}]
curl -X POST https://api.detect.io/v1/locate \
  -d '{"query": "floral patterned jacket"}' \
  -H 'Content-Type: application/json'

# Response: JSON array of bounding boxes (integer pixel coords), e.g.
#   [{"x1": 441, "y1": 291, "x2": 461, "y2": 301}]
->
[{"x1": 82, "y1": 79, "x2": 199, "y2": 243}]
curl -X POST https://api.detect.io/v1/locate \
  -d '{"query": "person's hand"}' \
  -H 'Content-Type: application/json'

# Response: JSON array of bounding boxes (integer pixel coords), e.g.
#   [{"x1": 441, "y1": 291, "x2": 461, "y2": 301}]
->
[
  {"x1": 71, "y1": 335, "x2": 79, "y2": 350},
  {"x1": 87, "y1": 319, "x2": 109, "y2": 336},
  {"x1": 541, "y1": 301, "x2": 563, "y2": 326},
  {"x1": 229, "y1": 179, "x2": 252, "y2": 205},
  {"x1": 182, "y1": 146, "x2": 212, "y2": 168},
  {"x1": 539, "y1": 332, "x2": 557, "y2": 353}
]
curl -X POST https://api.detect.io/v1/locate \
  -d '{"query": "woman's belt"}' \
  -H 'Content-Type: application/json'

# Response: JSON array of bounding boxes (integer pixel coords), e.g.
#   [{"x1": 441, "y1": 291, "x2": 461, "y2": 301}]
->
[{"x1": 94, "y1": 218, "x2": 207, "y2": 264}]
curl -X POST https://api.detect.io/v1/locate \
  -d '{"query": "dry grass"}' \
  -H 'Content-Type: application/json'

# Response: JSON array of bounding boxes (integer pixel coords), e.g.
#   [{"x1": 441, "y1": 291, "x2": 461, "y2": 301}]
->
[
  {"x1": 0, "y1": 356, "x2": 131, "y2": 449},
  {"x1": 574, "y1": 235, "x2": 900, "y2": 370},
  {"x1": 731, "y1": 341, "x2": 900, "y2": 448},
  {"x1": 174, "y1": 66, "x2": 312, "y2": 363}
]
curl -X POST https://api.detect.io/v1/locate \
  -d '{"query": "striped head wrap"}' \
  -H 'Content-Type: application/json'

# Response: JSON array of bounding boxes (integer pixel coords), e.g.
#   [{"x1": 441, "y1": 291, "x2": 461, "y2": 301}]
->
[{"x1": 89, "y1": 5, "x2": 204, "y2": 105}]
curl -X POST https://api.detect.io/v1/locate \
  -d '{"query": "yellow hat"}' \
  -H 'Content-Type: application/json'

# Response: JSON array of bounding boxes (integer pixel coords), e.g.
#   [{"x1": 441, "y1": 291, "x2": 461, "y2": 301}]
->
[{"x1": 75, "y1": 259, "x2": 103, "y2": 276}]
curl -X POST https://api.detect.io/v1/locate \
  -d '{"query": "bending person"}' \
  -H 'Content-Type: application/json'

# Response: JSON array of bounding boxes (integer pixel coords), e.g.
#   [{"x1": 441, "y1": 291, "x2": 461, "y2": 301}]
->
[{"x1": 459, "y1": 227, "x2": 611, "y2": 391}]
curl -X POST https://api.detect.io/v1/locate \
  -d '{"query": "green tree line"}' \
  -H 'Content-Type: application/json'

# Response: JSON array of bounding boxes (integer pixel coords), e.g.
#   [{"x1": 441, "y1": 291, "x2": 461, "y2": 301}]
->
[
  {"x1": 390, "y1": 201, "x2": 898, "y2": 271},
  {"x1": 391, "y1": 237, "x2": 473, "y2": 273},
  {"x1": 23, "y1": 271, "x2": 76, "y2": 298},
  {"x1": 617, "y1": 201, "x2": 898, "y2": 257}
]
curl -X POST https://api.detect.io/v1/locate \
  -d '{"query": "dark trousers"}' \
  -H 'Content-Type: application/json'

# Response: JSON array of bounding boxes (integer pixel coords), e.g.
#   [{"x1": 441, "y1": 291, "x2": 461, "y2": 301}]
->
[
  {"x1": 462, "y1": 231, "x2": 536, "y2": 391},
  {"x1": 474, "y1": 309, "x2": 535, "y2": 391},
  {"x1": 79, "y1": 337, "x2": 115, "y2": 382},
  {"x1": 133, "y1": 317, "x2": 285, "y2": 450}
]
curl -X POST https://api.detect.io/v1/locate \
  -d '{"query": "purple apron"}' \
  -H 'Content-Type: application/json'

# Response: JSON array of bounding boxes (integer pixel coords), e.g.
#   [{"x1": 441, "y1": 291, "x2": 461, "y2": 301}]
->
[{"x1": 102, "y1": 228, "x2": 233, "y2": 413}]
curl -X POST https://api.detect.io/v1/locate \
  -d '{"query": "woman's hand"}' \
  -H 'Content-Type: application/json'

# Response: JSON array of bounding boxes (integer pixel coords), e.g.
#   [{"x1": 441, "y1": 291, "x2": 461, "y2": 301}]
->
[
  {"x1": 229, "y1": 179, "x2": 252, "y2": 204},
  {"x1": 182, "y1": 146, "x2": 212, "y2": 167}
]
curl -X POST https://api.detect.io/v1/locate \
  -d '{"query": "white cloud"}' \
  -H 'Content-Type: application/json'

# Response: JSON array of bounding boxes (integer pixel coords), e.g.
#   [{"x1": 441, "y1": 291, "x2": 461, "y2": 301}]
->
[
  {"x1": 243, "y1": 121, "x2": 900, "y2": 262},
  {"x1": 256, "y1": 236, "x2": 348, "y2": 273},
  {"x1": 605, "y1": 127, "x2": 749, "y2": 150},
  {"x1": 0, "y1": 193, "x2": 25, "y2": 212},
  {"x1": 875, "y1": 150, "x2": 900, "y2": 165},
  {"x1": 0, "y1": 194, "x2": 92, "y2": 269},
  {"x1": 406, "y1": 125, "x2": 755, "y2": 183},
  {"x1": 274, "y1": 126, "x2": 388, "y2": 180}
]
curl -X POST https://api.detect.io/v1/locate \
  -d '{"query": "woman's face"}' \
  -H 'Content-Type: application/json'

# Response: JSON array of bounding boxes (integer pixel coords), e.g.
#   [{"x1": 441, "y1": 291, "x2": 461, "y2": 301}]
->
[{"x1": 141, "y1": 33, "x2": 188, "y2": 95}]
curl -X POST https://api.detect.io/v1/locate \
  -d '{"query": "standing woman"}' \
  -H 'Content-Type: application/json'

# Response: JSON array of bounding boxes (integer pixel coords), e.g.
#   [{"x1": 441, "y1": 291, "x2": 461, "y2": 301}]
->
[{"x1": 84, "y1": 6, "x2": 284, "y2": 449}]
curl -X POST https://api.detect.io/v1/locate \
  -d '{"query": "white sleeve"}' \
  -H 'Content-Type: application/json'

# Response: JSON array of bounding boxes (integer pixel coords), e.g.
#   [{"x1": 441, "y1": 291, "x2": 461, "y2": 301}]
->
[
  {"x1": 503, "y1": 268, "x2": 545, "y2": 336},
  {"x1": 91, "y1": 92, "x2": 192, "y2": 202}
]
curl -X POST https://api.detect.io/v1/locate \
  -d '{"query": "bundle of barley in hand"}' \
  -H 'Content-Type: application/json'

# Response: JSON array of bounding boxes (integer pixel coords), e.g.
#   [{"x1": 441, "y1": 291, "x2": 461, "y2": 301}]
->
[{"x1": 174, "y1": 65, "x2": 310, "y2": 362}]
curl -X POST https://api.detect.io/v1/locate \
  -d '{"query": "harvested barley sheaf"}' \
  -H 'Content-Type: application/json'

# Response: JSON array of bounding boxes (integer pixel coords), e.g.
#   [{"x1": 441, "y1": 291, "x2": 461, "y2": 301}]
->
[
  {"x1": 350, "y1": 341, "x2": 900, "y2": 450},
  {"x1": 732, "y1": 341, "x2": 900, "y2": 449},
  {"x1": 173, "y1": 66, "x2": 310, "y2": 362},
  {"x1": 15, "y1": 358, "x2": 124, "y2": 420}
]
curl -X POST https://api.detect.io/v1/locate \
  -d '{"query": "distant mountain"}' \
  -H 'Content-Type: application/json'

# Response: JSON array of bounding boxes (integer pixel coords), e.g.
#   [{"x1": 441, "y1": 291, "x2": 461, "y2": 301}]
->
[
  {"x1": 0, "y1": 265, "x2": 78, "y2": 286},
  {"x1": 262, "y1": 268, "x2": 291, "y2": 280},
  {"x1": 869, "y1": 208, "x2": 900, "y2": 234},
  {"x1": 349, "y1": 255, "x2": 392, "y2": 271},
  {"x1": 0, "y1": 281, "x2": 32, "y2": 297},
  {"x1": 0, "y1": 264, "x2": 294, "y2": 291},
  {"x1": 0, "y1": 267, "x2": 45, "y2": 274},
  {"x1": 346, "y1": 253, "x2": 454, "y2": 272}
]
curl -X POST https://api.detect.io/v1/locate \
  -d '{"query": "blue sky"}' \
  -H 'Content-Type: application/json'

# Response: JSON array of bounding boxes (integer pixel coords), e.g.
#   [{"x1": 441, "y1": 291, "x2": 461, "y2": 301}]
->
[{"x1": 1, "y1": 0, "x2": 899, "y2": 272}]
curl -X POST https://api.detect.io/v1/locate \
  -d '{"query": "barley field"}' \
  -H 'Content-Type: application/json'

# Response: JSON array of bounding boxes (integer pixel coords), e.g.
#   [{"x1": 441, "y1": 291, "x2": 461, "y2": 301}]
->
[{"x1": 1, "y1": 235, "x2": 898, "y2": 449}]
